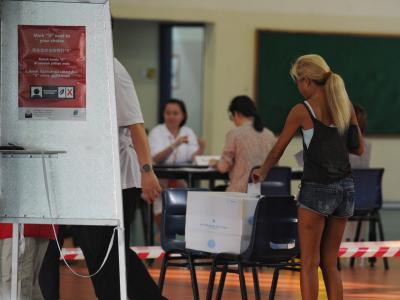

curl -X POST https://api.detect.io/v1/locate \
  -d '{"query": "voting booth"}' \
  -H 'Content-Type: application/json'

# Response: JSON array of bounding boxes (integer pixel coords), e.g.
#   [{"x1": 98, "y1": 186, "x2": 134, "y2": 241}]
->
[{"x1": 0, "y1": 0, "x2": 126, "y2": 298}]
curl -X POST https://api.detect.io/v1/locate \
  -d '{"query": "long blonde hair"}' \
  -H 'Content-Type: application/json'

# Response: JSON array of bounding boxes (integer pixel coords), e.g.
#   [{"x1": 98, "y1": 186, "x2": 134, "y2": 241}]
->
[{"x1": 290, "y1": 54, "x2": 352, "y2": 135}]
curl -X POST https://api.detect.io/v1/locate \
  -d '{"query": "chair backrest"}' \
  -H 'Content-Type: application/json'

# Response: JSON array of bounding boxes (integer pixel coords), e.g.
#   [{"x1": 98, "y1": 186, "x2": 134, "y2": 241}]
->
[
  {"x1": 243, "y1": 196, "x2": 299, "y2": 262},
  {"x1": 352, "y1": 168, "x2": 384, "y2": 213},
  {"x1": 261, "y1": 166, "x2": 292, "y2": 196},
  {"x1": 161, "y1": 188, "x2": 207, "y2": 251}
]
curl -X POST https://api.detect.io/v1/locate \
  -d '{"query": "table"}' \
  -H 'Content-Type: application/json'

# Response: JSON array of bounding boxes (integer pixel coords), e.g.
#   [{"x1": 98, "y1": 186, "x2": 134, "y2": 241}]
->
[
  {"x1": 154, "y1": 165, "x2": 229, "y2": 189},
  {"x1": 154, "y1": 165, "x2": 303, "y2": 185}
]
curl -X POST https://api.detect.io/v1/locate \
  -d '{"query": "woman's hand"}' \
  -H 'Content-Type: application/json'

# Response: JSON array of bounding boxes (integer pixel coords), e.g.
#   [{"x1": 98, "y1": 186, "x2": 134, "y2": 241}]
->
[
  {"x1": 172, "y1": 135, "x2": 189, "y2": 148},
  {"x1": 251, "y1": 167, "x2": 266, "y2": 183}
]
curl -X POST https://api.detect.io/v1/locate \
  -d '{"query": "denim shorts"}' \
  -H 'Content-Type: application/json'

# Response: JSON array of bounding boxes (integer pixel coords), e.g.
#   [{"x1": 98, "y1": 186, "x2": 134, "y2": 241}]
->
[{"x1": 297, "y1": 176, "x2": 355, "y2": 218}]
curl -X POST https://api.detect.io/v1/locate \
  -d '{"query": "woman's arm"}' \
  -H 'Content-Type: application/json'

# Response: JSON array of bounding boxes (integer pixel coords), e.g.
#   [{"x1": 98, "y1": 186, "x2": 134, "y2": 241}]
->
[
  {"x1": 152, "y1": 136, "x2": 188, "y2": 164},
  {"x1": 252, "y1": 104, "x2": 305, "y2": 183},
  {"x1": 214, "y1": 131, "x2": 236, "y2": 173}
]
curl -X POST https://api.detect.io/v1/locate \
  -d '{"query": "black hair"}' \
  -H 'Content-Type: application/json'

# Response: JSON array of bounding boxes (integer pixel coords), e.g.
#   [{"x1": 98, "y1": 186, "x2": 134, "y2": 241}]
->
[
  {"x1": 163, "y1": 98, "x2": 187, "y2": 127},
  {"x1": 228, "y1": 95, "x2": 263, "y2": 132}
]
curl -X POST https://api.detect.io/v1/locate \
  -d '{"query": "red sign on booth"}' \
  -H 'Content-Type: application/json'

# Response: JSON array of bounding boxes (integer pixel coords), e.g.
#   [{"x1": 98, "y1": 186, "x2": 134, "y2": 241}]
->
[{"x1": 18, "y1": 25, "x2": 86, "y2": 120}]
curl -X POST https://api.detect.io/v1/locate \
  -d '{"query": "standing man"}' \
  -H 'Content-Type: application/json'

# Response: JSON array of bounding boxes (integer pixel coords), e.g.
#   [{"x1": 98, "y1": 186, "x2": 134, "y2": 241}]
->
[
  {"x1": 39, "y1": 57, "x2": 166, "y2": 300},
  {"x1": 79, "y1": 57, "x2": 164, "y2": 299}
]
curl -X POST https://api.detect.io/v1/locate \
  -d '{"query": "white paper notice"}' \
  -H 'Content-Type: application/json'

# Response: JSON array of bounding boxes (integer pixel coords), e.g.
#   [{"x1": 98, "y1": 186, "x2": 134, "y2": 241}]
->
[{"x1": 247, "y1": 182, "x2": 261, "y2": 196}]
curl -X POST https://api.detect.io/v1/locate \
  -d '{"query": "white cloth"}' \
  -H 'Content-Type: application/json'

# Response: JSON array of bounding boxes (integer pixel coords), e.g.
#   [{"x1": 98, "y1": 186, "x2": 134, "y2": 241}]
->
[
  {"x1": 114, "y1": 58, "x2": 144, "y2": 189},
  {"x1": 0, "y1": 238, "x2": 48, "y2": 300},
  {"x1": 349, "y1": 141, "x2": 371, "y2": 168},
  {"x1": 148, "y1": 124, "x2": 199, "y2": 164}
]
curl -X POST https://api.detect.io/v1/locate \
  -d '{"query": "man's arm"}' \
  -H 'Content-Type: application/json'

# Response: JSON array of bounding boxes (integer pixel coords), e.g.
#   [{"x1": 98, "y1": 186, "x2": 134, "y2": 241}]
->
[{"x1": 129, "y1": 123, "x2": 161, "y2": 203}]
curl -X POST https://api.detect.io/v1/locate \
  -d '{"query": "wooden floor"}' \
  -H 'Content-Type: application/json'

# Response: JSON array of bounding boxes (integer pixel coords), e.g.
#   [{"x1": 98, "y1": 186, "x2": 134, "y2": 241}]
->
[{"x1": 59, "y1": 258, "x2": 400, "y2": 299}]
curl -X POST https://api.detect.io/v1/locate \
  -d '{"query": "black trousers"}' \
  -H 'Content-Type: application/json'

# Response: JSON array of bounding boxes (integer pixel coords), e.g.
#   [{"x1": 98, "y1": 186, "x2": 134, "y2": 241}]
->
[
  {"x1": 39, "y1": 225, "x2": 67, "y2": 299},
  {"x1": 39, "y1": 188, "x2": 166, "y2": 300}
]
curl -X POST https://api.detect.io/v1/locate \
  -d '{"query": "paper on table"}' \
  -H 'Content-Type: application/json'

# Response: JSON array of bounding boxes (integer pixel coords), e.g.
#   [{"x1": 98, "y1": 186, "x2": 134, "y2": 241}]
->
[{"x1": 194, "y1": 155, "x2": 221, "y2": 166}]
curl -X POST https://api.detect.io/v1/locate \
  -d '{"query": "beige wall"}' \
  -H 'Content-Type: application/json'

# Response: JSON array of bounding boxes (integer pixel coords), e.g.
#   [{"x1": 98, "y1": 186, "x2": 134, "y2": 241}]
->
[
  {"x1": 113, "y1": 19, "x2": 159, "y2": 129},
  {"x1": 111, "y1": 1, "x2": 400, "y2": 203}
]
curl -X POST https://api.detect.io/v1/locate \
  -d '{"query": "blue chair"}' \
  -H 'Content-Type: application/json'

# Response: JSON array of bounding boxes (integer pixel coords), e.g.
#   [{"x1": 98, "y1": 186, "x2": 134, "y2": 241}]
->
[
  {"x1": 206, "y1": 196, "x2": 299, "y2": 300},
  {"x1": 261, "y1": 167, "x2": 292, "y2": 196},
  {"x1": 158, "y1": 188, "x2": 210, "y2": 300},
  {"x1": 349, "y1": 168, "x2": 387, "y2": 269}
]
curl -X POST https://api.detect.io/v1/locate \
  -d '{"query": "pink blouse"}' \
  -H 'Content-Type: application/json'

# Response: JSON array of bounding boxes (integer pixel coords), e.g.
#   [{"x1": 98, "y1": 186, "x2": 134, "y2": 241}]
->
[{"x1": 217, "y1": 122, "x2": 276, "y2": 192}]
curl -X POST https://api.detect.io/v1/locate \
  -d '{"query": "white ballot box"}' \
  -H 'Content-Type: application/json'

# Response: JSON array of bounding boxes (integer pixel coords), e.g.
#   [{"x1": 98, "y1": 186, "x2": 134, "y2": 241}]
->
[{"x1": 185, "y1": 192, "x2": 259, "y2": 254}]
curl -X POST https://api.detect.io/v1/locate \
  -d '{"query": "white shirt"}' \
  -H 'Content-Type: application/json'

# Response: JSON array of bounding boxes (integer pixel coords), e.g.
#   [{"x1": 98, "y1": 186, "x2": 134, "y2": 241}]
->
[
  {"x1": 148, "y1": 124, "x2": 199, "y2": 164},
  {"x1": 114, "y1": 57, "x2": 144, "y2": 189},
  {"x1": 349, "y1": 140, "x2": 371, "y2": 168}
]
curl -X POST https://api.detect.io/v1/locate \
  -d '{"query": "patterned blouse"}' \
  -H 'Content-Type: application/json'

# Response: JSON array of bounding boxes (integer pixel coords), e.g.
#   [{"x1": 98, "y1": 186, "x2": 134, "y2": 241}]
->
[{"x1": 217, "y1": 122, "x2": 277, "y2": 192}]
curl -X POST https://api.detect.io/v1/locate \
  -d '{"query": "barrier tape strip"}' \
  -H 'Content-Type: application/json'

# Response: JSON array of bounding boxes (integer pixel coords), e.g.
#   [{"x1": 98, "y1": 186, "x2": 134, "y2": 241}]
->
[{"x1": 61, "y1": 241, "x2": 400, "y2": 261}]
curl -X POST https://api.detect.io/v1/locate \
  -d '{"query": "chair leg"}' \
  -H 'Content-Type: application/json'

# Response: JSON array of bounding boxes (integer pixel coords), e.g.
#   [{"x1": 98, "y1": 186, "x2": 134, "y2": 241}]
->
[
  {"x1": 368, "y1": 217, "x2": 377, "y2": 267},
  {"x1": 206, "y1": 257, "x2": 218, "y2": 300},
  {"x1": 158, "y1": 255, "x2": 169, "y2": 292},
  {"x1": 350, "y1": 220, "x2": 362, "y2": 268},
  {"x1": 237, "y1": 260, "x2": 248, "y2": 300},
  {"x1": 216, "y1": 264, "x2": 228, "y2": 300},
  {"x1": 188, "y1": 254, "x2": 200, "y2": 300},
  {"x1": 269, "y1": 267, "x2": 280, "y2": 300},
  {"x1": 376, "y1": 212, "x2": 389, "y2": 270},
  {"x1": 252, "y1": 267, "x2": 261, "y2": 300}
]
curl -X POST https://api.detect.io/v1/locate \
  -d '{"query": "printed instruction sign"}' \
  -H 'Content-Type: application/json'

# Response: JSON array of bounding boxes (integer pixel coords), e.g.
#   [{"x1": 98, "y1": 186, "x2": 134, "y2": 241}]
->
[{"x1": 18, "y1": 25, "x2": 86, "y2": 120}]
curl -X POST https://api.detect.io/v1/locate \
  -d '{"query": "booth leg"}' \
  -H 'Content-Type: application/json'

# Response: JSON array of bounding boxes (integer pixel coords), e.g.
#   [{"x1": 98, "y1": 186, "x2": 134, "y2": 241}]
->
[{"x1": 117, "y1": 226, "x2": 128, "y2": 300}]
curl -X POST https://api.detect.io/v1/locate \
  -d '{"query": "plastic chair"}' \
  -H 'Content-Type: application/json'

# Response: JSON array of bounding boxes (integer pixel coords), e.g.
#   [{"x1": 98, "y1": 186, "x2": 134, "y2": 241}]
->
[
  {"x1": 348, "y1": 168, "x2": 388, "y2": 269},
  {"x1": 158, "y1": 188, "x2": 210, "y2": 300},
  {"x1": 206, "y1": 196, "x2": 300, "y2": 300},
  {"x1": 261, "y1": 167, "x2": 292, "y2": 196}
]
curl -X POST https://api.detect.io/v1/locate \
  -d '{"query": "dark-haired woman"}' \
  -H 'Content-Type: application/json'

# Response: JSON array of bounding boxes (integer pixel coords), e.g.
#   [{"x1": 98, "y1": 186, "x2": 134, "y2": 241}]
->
[
  {"x1": 148, "y1": 99, "x2": 205, "y2": 225},
  {"x1": 149, "y1": 99, "x2": 205, "y2": 165},
  {"x1": 210, "y1": 95, "x2": 276, "y2": 192}
]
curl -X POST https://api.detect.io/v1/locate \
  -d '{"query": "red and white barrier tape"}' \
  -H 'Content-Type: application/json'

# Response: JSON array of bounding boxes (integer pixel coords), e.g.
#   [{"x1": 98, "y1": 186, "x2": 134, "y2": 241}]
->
[
  {"x1": 61, "y1": 241, "x2": 400, "y2": 261},
  {"x1": 338, "y1": 241, "x2": 400, "y2": 258},
  {"x1": 61, "y1": 246, "x2": 165, "y2": 261}
]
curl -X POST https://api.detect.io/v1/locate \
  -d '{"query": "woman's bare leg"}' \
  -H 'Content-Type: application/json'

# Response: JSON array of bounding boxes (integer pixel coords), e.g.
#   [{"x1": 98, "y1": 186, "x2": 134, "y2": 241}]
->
[
  {"x1": 298, "y1": 207, "x2": 326, "y2": 300},
  {"x1": 320, "y1": 217, "x2": 347, "y2": 300}
]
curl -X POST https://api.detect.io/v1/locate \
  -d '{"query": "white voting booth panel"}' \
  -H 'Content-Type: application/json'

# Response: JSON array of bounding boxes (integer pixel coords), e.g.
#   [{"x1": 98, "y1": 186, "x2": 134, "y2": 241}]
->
[
  {"x1": 0, "y1": 0, "x2": 122, "y2": 226},
  {"x1": 0, "y1": 1, "x2": 128, "y2": 299},
  {"x1": 185, "y1": 192, "x2": 259, "y2": 254}
]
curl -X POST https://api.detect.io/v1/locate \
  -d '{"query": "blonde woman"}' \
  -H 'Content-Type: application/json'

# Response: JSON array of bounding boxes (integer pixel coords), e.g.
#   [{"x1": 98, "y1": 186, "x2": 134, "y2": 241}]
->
[{"x1": 253, "y1": 54, "x2": 364, "y2": 300}]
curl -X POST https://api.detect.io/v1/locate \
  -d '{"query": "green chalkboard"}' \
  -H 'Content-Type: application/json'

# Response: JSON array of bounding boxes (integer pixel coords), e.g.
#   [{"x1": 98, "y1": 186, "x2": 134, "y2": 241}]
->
[{"x1": 256, "y1": 30, "x2": 400, "y2": 134}]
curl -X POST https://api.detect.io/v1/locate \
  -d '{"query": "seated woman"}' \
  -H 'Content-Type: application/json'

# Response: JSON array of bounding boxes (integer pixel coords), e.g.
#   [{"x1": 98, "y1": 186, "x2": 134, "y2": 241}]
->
[
  {"x1": 149, "y1": 99, "x2": 204, "y2": 165},
  {"x1": 148, "y1": 98, "x2": 205, "y2": 224},
  {"x1": 210, "y1": 95, "x2": 277, "y2": 192}
]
